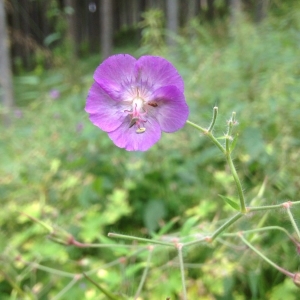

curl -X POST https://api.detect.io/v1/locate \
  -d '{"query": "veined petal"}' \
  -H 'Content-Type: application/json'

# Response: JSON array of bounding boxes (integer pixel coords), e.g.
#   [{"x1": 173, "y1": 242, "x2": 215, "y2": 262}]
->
[
  {"x1": 94, "y1": 54, "x2": 137, "y2": 101},
  {"x1": 134, "y1": 56, "x2": 184, "y2": 94},
  {"x1": 149, "y1": 86, "x2": 189, "y2": 132},
  {"x1": 85, "y1": 82, "x2": 127, "y2": 132},
  {"x1": 108, "y1": 117, "x2": 161, "y2": 151}
]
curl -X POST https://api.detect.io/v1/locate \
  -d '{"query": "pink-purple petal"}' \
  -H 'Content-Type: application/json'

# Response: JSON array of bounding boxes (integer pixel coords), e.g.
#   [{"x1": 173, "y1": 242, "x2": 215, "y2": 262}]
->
[
  {"x1": 108, "y1": 117, "x2": 161, "y2": 151},
  {"x1": 86, "y1": 54, "x2": 189, "y2": 151},
  {"x1": 135, "y1": 56, "x2": 184, "y2": 93},
  {"x1": 149, "y1": 86, "x2": 189, "y2": 132},
  {"x1": 85, "y1": 82, "x2": 126, "y2": 132},
  {"x1": 94, "y1": 54, "x2": 137, "y2": 101}
]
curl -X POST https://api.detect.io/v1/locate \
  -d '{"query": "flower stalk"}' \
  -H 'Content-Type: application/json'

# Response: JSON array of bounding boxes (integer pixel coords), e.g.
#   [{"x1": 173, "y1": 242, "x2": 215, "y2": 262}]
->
[
  {"x1": 207, "y1": 106, "x2": 218, "y2": 132},
  {"x1": 225, "y1": 152, "x2": 247, "y2": 213},
  {"x1": 186, "y1": 120, "x2": 225, "y2": 154}
]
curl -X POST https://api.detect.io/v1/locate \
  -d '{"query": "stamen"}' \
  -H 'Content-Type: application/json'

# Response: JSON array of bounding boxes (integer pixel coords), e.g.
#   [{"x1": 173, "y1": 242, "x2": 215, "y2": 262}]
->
[
  {"x1": 129, "y1": 117, "x2": 139, "y2": 128},
  {"x1": 148, "y1": 101, "x2": 158, "y2": 107}
]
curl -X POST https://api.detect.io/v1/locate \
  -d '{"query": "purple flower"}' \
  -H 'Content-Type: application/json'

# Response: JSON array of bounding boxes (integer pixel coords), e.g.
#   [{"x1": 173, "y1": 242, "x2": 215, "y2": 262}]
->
[
  {"x1": 85, "y1": 54, "x2": 189, "y2": 151},
  {"x1": 49, "y1": 89, "x2": 60, "y2": 99}
]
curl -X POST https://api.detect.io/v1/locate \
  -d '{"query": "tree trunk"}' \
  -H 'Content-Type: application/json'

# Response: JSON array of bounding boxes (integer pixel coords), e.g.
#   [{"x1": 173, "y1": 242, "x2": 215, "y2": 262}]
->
[
  {"x1": 64, "y1": 0, "x2": 78, "y2": 58},
  {"x1": 187, "y1": 0, "x2": 199, "y2": 21},
  {"x1": 100, "y1": 0, "x2": 113, "y2": 60},
  {"x1": 255, "y1": 0, "x2": 269, "y2": 23},
  {"x1": 166, "y1": 0, "x2": 179, "y2": 48},
  {"x1": 207, "y1": 0, "x2": 215, "y2": 20},
  {"x1": 229, "y1": 0, "x2": 242, "y2": 27},
  {"x1": 0, "y1": 0, "x2": 14, "y2": 124}
]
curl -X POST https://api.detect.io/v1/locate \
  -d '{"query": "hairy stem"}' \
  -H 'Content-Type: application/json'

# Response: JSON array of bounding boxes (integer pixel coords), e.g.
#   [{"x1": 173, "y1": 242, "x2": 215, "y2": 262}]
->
[
  {"x1": 211, "y1": 213, "x2": 243, "y2": 240},
  {"x1": 225, "y1": 153, "x2": 247, "y2": 213},
  {"x1": 108, "y1": 232, "x2": 174, "y2": 247},
  {"x1": 186, "y1": 120, "x2": 225, "y2": 154}
]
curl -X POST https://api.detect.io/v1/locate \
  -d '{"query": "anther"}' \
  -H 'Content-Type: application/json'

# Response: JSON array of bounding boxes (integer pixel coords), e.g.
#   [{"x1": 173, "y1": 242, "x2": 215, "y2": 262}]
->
[
  {"x1": 136, "y1": 127, "x2": 146, "y2": 134},
  {"x1": 148, "y1": 101, "x2": 158, "y2": 107},
  {"x1": 129, "y1": 117, "x2": 139, "y2": 128}
]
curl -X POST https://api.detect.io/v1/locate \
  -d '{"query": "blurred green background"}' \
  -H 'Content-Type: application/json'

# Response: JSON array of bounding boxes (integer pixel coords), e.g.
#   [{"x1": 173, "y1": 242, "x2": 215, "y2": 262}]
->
[{"x1": 1, "y1": 0, "x2": 300, "y2": 299}]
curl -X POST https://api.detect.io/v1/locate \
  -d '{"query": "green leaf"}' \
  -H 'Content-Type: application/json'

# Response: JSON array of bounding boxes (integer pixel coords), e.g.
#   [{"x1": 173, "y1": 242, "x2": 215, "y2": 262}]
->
[
  {"x1": 44, "y1": 32, "x2": 61, "y2": 46},
  {"x1": 218, "y1": 195, "x2": 240, "y2": 211},
  {"x1": 156, "y1": 216, "x2": 180, "y2": 236}
]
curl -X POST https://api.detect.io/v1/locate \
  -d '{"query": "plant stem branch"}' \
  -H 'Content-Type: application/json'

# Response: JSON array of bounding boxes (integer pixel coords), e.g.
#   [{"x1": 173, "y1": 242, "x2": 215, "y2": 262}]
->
[
  {"x1": 211, "y1": 213, "x2": 243, "y2": 240},
  {"x1": 247, "y1": 200, "x2": 300, "y2": 212},
  {"x1": 108, "y1": 232, "x2": 174, "y2": 247},
  {"x1": 52, "y1": 277, "x2": 79, "y2": 300},
  {"x1": 134, "y1": 247, "x2": 154, "y2": 299},
  {"x1": 286, "y1": 207, "x2": 300, "y2": 240},
  {"x1": 186, "y1": 120, "x2": 226, "y2": 154},
  {"x1": 225, "y1": 153, "x2": 247, "y2": 213},
  {"x1": 239, "y1": 235, "x2": 294, "y2": 278},
  {"x1": 223, "y1": 225, "x2": 296, "y2": 242},
  {"x1": 177, "y1": 243, "x2": 187, "y2": 300}
]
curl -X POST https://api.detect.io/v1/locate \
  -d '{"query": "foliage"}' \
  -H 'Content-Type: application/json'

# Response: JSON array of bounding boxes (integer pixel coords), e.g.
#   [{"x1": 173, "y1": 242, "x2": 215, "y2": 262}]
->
[
  {"x1": 1, "y1": 4, "x2": 300, "y2": 299},
  {"x1": 139, "y1": 9, "x2": 166, "y2": 55}
]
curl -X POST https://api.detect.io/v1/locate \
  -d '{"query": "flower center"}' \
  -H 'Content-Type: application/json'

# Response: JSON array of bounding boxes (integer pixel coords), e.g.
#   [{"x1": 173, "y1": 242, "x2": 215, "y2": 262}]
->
[{"x1": 127, "y1": 96, "x2": 147, "y2": 134}]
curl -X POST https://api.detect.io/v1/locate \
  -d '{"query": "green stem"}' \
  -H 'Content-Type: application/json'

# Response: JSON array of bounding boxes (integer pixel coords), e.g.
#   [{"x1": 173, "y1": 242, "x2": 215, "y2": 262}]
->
[
  {"x1": 84, "y1": 258, "x2": 127, "y2": 276},
  {"x1": 83, "y1": 273, "x2": 119, "y2": 300},
  {"x1": 22, "y1": 260, "x2": 77, "y2": 278},
  {"x1": 211, "y1": 213, "x2": 243, "y2": 240},
  {"x1": 134, "y1": 247, "x2": 154, "y2": 299},
  {"x1": 177, "y1": 243, "x2": 187, "y2": 300},
  {"x1": 224, "y1": 112, "x2": 246, "y2": 213},
  {"x1": 247, "y1": 200, "x2": 300, "y2": 212},
  {"x1": 0, "y1": 271, "x2": 28, "y2": 298},
  {"x1": 184, "y1": 213, "x2": 243, "y2": 247},
  {"x1": 226, "y1": 153, "x2": 247, "y2": 213},
  {"x1": 186, "y1": 119, "x2": 246, "y2": 213},
  {"x1": 186, "y1": 120, "x2": 226, "y2": 154},
  {"x1": 223, "y1": 226, "x2": 296, "y2": 242},
  {"x1": 239, "y1": 235, "x2": 294, "y2": 278},
  {"x1": 52, "y1": 277, "x2": 79, "y2": 300},
  {"x1": 247, "y1": 203, "x2": 284, "y2": 212},
  {"x1": 71, "y1": 239, "x2": 136, "y2": 248},
  {"x1": 286, "y1": 207, "x2": 300, "y2": 240},
  {"x1": 183, "y1": 236, "x2": 207, "y2": 247},
  {"x1": 108, "y1": 232, "x2": 174, "y2": 247}
]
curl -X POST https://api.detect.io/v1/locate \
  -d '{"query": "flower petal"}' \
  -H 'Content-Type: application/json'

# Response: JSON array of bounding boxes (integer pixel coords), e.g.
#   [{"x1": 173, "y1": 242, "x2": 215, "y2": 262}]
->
[
  {"x1": 108, "y1": 117, "x2": 161, "y2": 151},
  {"x1": 94, "y1": 54, "x2": 137, "y2": 101},
  {"x1": 85, "y1": 82, "x2": 127, "y2": 132},
  {"x1": 149, "y1": 86, "x2": 189, "y2": 132},
  {"x1": 135, "y1": 56, "x2": 184, "y2": 93}
]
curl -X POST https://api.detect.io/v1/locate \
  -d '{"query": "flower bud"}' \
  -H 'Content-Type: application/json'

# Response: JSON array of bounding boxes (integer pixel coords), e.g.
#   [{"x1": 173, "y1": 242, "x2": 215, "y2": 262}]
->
[{"x1": 48, "y1": 226, "x2": 73, "y2": 245}]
